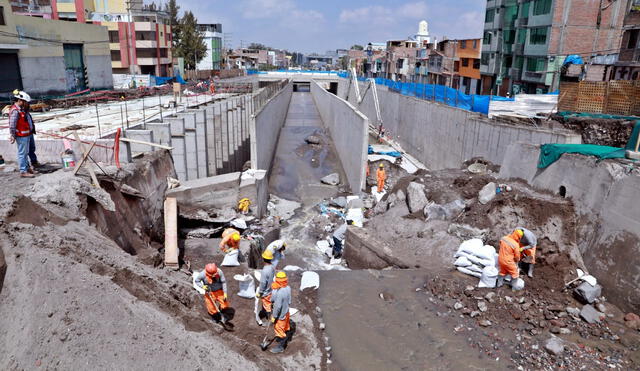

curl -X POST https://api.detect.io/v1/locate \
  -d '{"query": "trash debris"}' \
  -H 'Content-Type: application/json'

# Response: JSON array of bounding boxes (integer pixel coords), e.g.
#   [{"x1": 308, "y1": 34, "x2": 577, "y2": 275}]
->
[
  {"x1": 230, "y1": 219, "x2": 248, "y2": 230},
  {"x1": 267, "y1": 195, "x2": 301, "y2": 221},
  {"x1": 283, "y1": 265, "x2": 303, "y2": 271},
  {"x1": 300, "y1": 271, "x2": 320, "y2": 291},
  {"x1": 167, "y1": 177, "x2": 180, "y2": 190},
  {"x1": 329, "y1": 197, "x2": 347, "y2": 208},
  {"x1": 345, "y1": 207, "x2": 364, "y2": 227},
  {"x1": 467, "y1": 162, "x2": 487, "y2": 174},
  {"x1": 305, "y1": 134, "x2": 322, "y2": 145},
  {"x1": 192, "y1": 271, "x2": 205, "y2": 295}
]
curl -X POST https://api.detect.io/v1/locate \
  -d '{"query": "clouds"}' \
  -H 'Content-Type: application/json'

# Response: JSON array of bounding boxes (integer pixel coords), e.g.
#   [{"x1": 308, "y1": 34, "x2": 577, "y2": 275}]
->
[
  {"x1": 240, "y1": 0, "x2": 295, "y2": 20},
  {"x1": 339, "y1": 2, "x2": 429, "y2": 25}
]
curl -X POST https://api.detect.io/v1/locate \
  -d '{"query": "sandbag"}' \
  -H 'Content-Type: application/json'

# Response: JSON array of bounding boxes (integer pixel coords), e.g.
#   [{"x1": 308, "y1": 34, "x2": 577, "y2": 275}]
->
[
  {"x1": 478, "y1": 266, "x2": 499, "y2": 288},
  {"x1": 300, "y1": 271, "x2": 320, "y2": 291},
  {"x1": 221, "y1": 250, "x2": 240, "y2": 266},
  {"x1": 457, "y1": 266, "x2": 482, "y2": 278},
  {"x1": 192, "y1": 271, "x2": 205, "y2": 294},
  {"x1": 511, "y1": 278, "x2": 525, "y2": 291},
  {"x1": 454, "y1": 256, "x2": 472, "y2": 267},
  {"x1": 463, "y1": 252, "x2": 494, "y2": 268},
  {"x1": 234, "y1": 274, "x2": 256, "y2": 298},
  {"x1": 465, "y1": 263, "x2": 484, "y2": 274},
  {"x1": 457, "y1": 239, "x2": 496, "y2": 262}
]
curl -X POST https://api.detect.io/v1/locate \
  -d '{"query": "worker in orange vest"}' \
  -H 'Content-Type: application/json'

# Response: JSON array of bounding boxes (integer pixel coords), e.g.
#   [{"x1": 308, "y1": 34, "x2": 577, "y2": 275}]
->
[
  {"x1": 219, "y1": 228, "x2": 241, "y2": 253},
  {"x1": 497, "y1": 228, "x2": 536, "y2": 288},
  {"x1": 195, "y1": 263, "x2": 230, "y2": 323},
  {"x1": 269, "y1": 271, "x2": 292, "y2": 353},
  {"x1": 376, "y1": 163, "x2": 387, "y2": 191}
]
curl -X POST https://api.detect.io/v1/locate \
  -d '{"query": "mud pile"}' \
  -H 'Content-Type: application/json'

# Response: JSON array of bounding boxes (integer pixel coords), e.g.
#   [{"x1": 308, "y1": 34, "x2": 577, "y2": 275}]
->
[{"x1": 0, "y1": 153, "x2": 324, "y2": 370}]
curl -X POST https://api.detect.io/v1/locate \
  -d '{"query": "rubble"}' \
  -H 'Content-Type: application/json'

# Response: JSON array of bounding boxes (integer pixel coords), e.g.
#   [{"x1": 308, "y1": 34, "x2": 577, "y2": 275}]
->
[
  {"x1": 321, "y1": 173, "x2": 340, "y2": 186},
  {"x1": 406, "y1": 182, "x2": 428, "y2": 213},
  {"x1": 574, "y1": 281, "x2": 602, "y2": 304},
  {"x1": 580, "y1": 304, "x2": 604, "y2": 324},
  {"x1": 544, "y1": 336, "x2": 565, "y2": 356},
  {"x1": 478, "y1": 182, "x2": 496, "y2": 205}
]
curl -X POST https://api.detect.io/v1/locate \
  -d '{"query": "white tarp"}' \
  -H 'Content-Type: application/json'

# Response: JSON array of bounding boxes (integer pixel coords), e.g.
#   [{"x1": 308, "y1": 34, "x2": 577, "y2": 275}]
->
[{"x1": 488, "y1": 93, "x2": 558, "y2": 119}]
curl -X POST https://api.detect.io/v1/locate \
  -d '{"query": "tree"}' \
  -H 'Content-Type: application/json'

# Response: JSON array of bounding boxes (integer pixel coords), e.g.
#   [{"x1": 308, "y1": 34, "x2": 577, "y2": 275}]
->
[
  {"x1": 174, "y1": 11, "x2": 207, "y2": 70},
  {"x1": 247, "y1": 43, "x2": 269, "y2": 50},
  {"x1": 350, "y1": 44, "x2": 364, "y2": 50},
  {"x1": 144, "y1": 2, "x2": 158, "y2": 11},
  {"x1": 165, "y1": 0, "x2": 180, "y2": 48}
]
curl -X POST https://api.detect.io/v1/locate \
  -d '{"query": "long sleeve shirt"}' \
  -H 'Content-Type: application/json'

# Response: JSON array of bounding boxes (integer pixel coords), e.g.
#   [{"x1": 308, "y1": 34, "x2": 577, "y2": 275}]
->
[
  {"x1": 8, "y1": 104, "x2": 35, "y2": 138},
  {"x1": 195, "y1": 270, "x2": 227, "y2": 295},
  {"x1": 258, "y1": 264, "x2": 275, "y2": 297},
  {"x1": 333, "y1": 223, "x2": 348, "y2": 241},
  {"x1": 266, "y1": 240, "x2": 286, "y2": 268},
  {"x1": 271, "y1": 286, "x2": 291, "y2": 320},
  {"x1": 518, "y1": 227, "x2": 537, "y2": 249}
]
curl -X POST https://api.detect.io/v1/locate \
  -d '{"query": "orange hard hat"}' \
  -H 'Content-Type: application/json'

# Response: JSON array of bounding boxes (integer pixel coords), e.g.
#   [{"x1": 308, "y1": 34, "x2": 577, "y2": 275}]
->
[
  {"x1": 205, "y1": 263, "x2": 218, "y2": 276},
  {"x1": 232, "y1": 233, "x2": 241, "y2": 242}
]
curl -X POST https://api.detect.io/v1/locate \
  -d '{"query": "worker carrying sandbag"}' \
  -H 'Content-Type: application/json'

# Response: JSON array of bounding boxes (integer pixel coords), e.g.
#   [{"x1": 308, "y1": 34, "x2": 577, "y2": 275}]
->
[
  {"x1": 265, "y1": 240, "x2": 287, "y2": 268},
  {"x1": 255, "y1": 249, "x2": 276, "y2": 325},
  {"x1": 219, "y1": 228, "x2": 241, "y2": 254},
  {"x1": 195, "y1": 263, "x2": 230, "y2": 324},
  {"x1": 269, "y1": 271, "x2": 292, "y2": 354},
  {"x1": 376, "y1": 163, "x2": 387, "y2": 191},
  {"x1": 497, "y1": 228, "x2": 535, "y2": 290}
]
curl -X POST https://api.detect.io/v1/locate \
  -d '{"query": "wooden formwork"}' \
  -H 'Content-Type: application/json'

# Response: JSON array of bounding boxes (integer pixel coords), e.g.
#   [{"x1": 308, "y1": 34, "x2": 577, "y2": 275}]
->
[{"x1": 559, "y1": 80, "x2": 640, "y2": 116}]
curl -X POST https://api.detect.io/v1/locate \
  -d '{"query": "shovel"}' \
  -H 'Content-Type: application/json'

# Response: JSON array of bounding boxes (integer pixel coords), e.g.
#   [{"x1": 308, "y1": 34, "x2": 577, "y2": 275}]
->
[
  {"x1": 564, "y1": 269, "x2": 596, "y2": 287},
  {"x1": 260, "y1": 321, "x2": 274, "y2": 351},
  {"x1": 209, "y1": 293, "x2": 234, "y2": 332}
]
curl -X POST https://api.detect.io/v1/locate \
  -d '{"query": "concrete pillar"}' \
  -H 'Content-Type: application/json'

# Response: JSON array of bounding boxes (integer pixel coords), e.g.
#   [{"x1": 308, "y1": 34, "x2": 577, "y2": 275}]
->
[
  {"x1": 213, "y1": 102, "x2": 224, "y2": 174},
  {"x1": 192, "y1": 108, "x2": 208, "y2": 177},
  {"x1": 165, "y1": 117, "x2": 185, "y2": 136},
  {"x1": 168, "y1": 116, "x2": 187, "y2": 181},
  {"x1": 220, "y1": 101, "x2": 231, "y2": 173},
  {"x1": 125, "y1": 129, "x2": 154, "y2": 154},
  {"x1": 204, "y1": 105, "x2": 217, "y2": 176},
  {"x1": 178, "y1": 112, "x2": 196, "y2": 130},
  {"x1": 146, "y1": 122, "x2": 172, "y2": 147},
  {"x1": 185, "y1": 129, "x2": 198, "y2": 180}
]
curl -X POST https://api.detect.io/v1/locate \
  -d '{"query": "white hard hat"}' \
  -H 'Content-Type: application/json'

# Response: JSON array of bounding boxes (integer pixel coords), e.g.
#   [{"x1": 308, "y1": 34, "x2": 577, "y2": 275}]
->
[{"x1": 13, "y1": 90, "x2": 31, "y2": 103}]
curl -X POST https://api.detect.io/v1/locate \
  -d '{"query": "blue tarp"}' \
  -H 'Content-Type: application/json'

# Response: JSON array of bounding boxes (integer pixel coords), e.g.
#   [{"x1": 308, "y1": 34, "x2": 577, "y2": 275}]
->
[
  {"x1": 563, "y1": 55, "x2": 584, "y2": 66},
  {"x1": 368, "y1": 145, "x2": 401, "y2": 157},
  {"x1": 154, "y1": 73, "x2": 186, "y2": 85}
]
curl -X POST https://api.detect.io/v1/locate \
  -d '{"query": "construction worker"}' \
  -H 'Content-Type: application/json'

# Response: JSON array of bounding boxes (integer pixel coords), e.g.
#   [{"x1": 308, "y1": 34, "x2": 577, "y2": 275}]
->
[
  {"x1": 497, "y1": 228, "x2": 536, "y2": 289},
  {"x1": 219, "y1": 227, "x2": 241, "y2": 254},
  {"x1": 8, "y1": 90, "x2": 38, "y2": 178},
  {"x1": 517, "y1": 227, "x2": 537, "y2": 278},
  {"x1": 376, "y1": 163, "x2": 387, "y2": 191},
  {"x1": 195, "y1": 263, "x2": 229, "y2": 323},
  {"x1": 269, "y1": 271, "x2": 292, "y2": 354},
  {"x1": 265, "y1": 239, "x2": 286, "y2": 268},
  {"x1": 255, "y1": 249, "x2": 275, "y2": 325},
  {"x1": 332, "y1": 220, "x2": 353, "y2": 259}
]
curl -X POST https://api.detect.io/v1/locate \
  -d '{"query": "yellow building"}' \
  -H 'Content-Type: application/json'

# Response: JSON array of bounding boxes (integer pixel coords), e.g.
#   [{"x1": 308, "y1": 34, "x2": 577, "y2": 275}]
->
[
  {"x1": 48, "y1": 0, "x2": 173, "y2": 76},
  {"x1": 0, "y1": 0, "x2": 113, "y2": 97}
]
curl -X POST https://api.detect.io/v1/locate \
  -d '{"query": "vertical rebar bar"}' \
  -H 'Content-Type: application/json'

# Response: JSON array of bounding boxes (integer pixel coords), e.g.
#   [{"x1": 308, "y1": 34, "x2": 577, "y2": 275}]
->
[
  {"x1": 95, "y1": 101, "x2": 102, "y2": 138},
  {"x1": 142, "y1": 96, "x2": 146, "y2": 129},
  {"x1": 158, "y1": 93, "x2": 163, "y2": 122}
]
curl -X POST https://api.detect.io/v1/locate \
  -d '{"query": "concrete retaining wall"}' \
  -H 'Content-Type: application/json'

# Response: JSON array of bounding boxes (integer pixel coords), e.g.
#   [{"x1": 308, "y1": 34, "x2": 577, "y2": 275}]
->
[
  {"x1": 499, "y1": 143, "x2": 640, "y2": 313},
  {"x1": 311, "y1": 81, "x2": 369, "y2": 193},
  {"x1": 251, "y1": 82, "x2": 293, "y2": 171},
  {"x1": 0, "y1": 137, "x2": 115, "y2": 167},
  {"x1": 340, "y1": 80, "x2": 582, "y2": 169}
]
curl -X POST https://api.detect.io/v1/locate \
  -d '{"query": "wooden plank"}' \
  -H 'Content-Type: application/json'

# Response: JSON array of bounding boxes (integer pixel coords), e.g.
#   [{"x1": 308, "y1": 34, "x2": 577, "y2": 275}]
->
[
  {"x1": 164, "y1": 197, "x2": 179, "y2": 269},
  {"x1": 73, "y1": 141, "x2": 96, "y2": 175},
  {"x1": 120, "y1": 137, "x2": 173, "y2": 150},
  {"x1": 71, "y1": 131, "x2": 101, "y2": 189}
]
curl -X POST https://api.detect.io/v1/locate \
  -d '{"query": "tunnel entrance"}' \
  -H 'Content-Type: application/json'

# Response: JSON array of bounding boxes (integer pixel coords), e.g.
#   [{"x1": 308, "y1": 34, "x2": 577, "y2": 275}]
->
[{"x1": 293, "y1": 82, "x2": 311, "y2": 92}]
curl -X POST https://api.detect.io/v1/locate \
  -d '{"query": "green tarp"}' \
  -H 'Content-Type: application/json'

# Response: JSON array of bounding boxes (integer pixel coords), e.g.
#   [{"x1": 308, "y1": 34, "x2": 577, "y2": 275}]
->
[
  {"x1": 537, "y1": 144, "x2": 627, "y2": 169},
  {"x1": 626, "y1": 122, "x2": 640, "y2": 151}
]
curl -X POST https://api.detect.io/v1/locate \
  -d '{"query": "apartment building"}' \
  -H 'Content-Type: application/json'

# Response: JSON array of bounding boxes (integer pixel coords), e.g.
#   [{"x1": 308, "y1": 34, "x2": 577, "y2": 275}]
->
[
  {"x1": 385, "y1": 40, "x2": 417, "y2": 81},
  {"x1": 0, "y1": 0, "x2": 113, "y2": 97},
  {"x1": 196, "y1": 23, "x2": 223, "y2": 71},
  {"x1": 481, "y1": 0, "x2": 627, "y2": 95},
  {"x1": 23, "y1": 0, "x2": 173, "y2": 76},
  {"x1": 612, "y1": 1, "x2": 640, "y2": 80}
]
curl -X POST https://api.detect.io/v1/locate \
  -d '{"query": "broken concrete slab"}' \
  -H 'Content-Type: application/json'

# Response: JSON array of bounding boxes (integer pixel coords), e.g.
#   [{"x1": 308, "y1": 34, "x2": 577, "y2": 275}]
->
[
  {"x1": 268, "y1": 195, "x2": 301, "y2": 221},
  {"x1": 166, "y1": 173, "x2": 240, "y2": 222},
  {"x1": 574, "y1": 282, "x2": 602, "y2": 304},
  {"x1": 580, "y1": 304, "x2": 604, "y2": 324},
  {"x1": 478, "y1": 182, "x2": 496, "y2": 205},
  {"x1": 544, "y1": 336, "x2": 565, "y2": 356},
  {"x1": 330, "y1": 197, "x2": 347, "y2": 208},
  {"x1": 447, "y1": 223, "x2": 488, "y2": 240},
  {"x1": 406, "y1": 182, "x2": 428, "y2": 213},
  {"x1": 321, "y1": 173, "x2": 340, "y2": 186}
]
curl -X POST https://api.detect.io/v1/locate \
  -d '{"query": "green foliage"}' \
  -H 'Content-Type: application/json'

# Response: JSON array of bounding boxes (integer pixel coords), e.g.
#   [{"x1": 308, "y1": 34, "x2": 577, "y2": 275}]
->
[
  {"x1": 174, "y1": 11, "x2": 207, "y2": 69},
  {"x1": 350, "y1": 44, "x2": 364, "y2": 50}
]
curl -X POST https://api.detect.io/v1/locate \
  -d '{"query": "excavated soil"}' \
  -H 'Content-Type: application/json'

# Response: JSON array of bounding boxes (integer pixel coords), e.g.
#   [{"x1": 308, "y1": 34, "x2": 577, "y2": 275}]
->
[{"x1": 552, "y1": 115, "x2": 636, "y2": 147}]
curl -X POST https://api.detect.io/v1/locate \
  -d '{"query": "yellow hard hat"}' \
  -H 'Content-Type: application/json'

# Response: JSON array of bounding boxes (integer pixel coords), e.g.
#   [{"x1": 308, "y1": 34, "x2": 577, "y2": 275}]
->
[
  {"x1": 232, "y1": 233, "x2": 241, "y2": 242},
  {"x1": 276, "y1": 271, "x2": 287, "y2": 279},
  {"x1": 379, "y1": 163, "x2": 384, "y2": 168},
  {"x1": 262, "y1": 249, "x2": 274, "y2": 260},
  {"x1": 515, "y1": 229, "x2": 524, "y2": 238}
]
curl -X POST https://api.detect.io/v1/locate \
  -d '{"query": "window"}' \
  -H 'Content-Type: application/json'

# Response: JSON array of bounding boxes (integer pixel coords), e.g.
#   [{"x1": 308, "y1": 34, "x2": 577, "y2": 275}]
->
[
  {"x1": 473, "y1": 59, "x2": 480, "y2": 69},
  {"x1": 460, "y1": 40, "x2": 467, "y2": 49},
  {"x1": 108, "y1": 31, "x2": 119, "y2": 43},
  {"x1": 521, "y1": 1, "x2": 531, "y2": 17},
  {"x1": 526, "y1": 57, "x2": 545, "y2": 72},
  {"x1": 628, "y1": 30, "x2": 639, "y2": 49},
  {"x1": 483, "y1": 31, "x2": 492, "y2": 45},
  {"x1": 504, "y1": 30, "x2": 516, "y2": 44},
  {"x1": 530, "y1": 27, "x2": 548, "y2": 45},
  {"x1": 517, "y1": 29, "x2": 527, "y2": 44},
  {"x1": 110, "y1": 50, "x2": 121, "y2": 61},
  {"x1": 533, "y1": 0, "x2": 552, "y2": 15},
  {"x1": 454, "y1": 61, "x2": 460, "y2": 72},
  {"x1": 462, "y1": 58, "x2": 469, "y2": 67},
  {"x1": 481, "y1": 53, "x2": 490, "y2": 65},
  {"x1": 473, "y1": 40, "x2": 478, "y2": 49},
  {"x1": 485, "y1": 9, "x2": 495, "y2": 23},
  {"x1": 515, "y1": 56, "x2": 524, "y2": 69},
  {"x1": 0, "y1": 6, "x2": 4, "y2": 25}
]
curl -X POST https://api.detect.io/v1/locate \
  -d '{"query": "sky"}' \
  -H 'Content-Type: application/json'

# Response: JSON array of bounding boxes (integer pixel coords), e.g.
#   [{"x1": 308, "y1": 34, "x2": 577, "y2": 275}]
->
[{"x1": 164, "y1": 0, "x2": 486, "y2": 54}]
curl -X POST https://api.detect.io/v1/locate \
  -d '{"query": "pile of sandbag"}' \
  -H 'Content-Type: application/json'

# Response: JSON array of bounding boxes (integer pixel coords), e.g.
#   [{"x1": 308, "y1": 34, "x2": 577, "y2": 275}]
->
[{"x1": 454, "y1": 239, "x2": 499, "y2": 287}]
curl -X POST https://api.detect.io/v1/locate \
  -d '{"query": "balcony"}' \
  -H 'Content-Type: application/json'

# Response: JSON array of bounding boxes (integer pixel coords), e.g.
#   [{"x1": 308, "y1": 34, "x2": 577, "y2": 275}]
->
[
  {"x1": 134, "y1": 22, "x2": 155, "y2": 31},
  {"x1": 136, "y1": 40, "x2": 157, "y2": 48},
  {"x1": 518, "y1": 17, "x2": 529, "y2": 27},
  {"x1": 522, "y1": 71, "x2": 545, "y2": 83},
  {"x1": 513, "y1": 43, "x2": 525, "y2": 54},
  {"x1": 109, "y1": 42, "x2": 120, "y2": 50}
]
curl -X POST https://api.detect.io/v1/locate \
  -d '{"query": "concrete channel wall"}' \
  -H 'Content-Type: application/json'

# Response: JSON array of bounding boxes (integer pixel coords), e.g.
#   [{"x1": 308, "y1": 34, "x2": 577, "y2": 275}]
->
[
  {"x1": 340, "y1": 80, "x2": 582, "y2": 169},
  {"x1": 251, "y1": 82, "x2": 293, "y2": 171},
  {"x1": 311, "y1": 80, "x2": 369, "y2": 193},
  {"x1": 499, "y1": 143, "x2": 640, "y2": 313}
]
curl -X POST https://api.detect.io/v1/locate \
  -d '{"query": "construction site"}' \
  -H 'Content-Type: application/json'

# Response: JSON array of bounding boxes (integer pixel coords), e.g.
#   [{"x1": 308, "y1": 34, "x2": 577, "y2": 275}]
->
[{"x1": 1, "y1": 70, "x2": 640, "y2": 370}]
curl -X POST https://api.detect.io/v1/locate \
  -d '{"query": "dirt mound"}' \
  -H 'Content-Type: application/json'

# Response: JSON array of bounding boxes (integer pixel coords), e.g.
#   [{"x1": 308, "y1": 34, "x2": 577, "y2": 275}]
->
[{"x1": 5, "y1": 196, "x2": 67, "y2": 227}]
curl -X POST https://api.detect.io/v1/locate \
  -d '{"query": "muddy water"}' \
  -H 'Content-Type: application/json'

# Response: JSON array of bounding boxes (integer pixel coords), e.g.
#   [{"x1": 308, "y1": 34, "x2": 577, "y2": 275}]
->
[
  {"x1": 319, "y1": 270, "x2": 508, "y2": 370},
  {"x1": 268, "y1": 92, "x2": 345, "y2": 205}
]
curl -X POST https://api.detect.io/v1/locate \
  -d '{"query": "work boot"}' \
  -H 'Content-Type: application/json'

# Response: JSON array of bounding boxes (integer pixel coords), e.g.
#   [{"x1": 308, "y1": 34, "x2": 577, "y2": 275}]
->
[
  {"x1": 20, "y1": 172, "x2": 35, "y2": 178},
  {"x1": 496, "y1": 276, "x2": 504, "y2": 288},
  {"x1": 269, "y1": 337, "x2": 286, "y2": 354},
  {"x1": 527, "y1": 264, "x2": 534, "y2": 278}
]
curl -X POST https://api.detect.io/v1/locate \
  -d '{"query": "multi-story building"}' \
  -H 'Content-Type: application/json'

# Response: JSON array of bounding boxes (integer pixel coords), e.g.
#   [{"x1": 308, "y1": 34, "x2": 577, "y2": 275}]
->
[
  {"x1": 612, "y1": 1, "x2": 640, "y2": 80},
  {"x1": 417, "y1": 38, "x2": 481, "y2": 93},
  {"x1": 24, "y1": 0, "x2": 173, "y2": 76},
  {"x1": 481, "y1": 0, "x2": 627, "y2": 95},
  {"x1": 384, "y1": 39, "x2": 417, "y2": 81},
  {"x1": 0, "y1": 0, "x2": 113, "y2": 97},
  {"x1": 196, "y1": 23, "x2": 223, "y2": 71}
]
